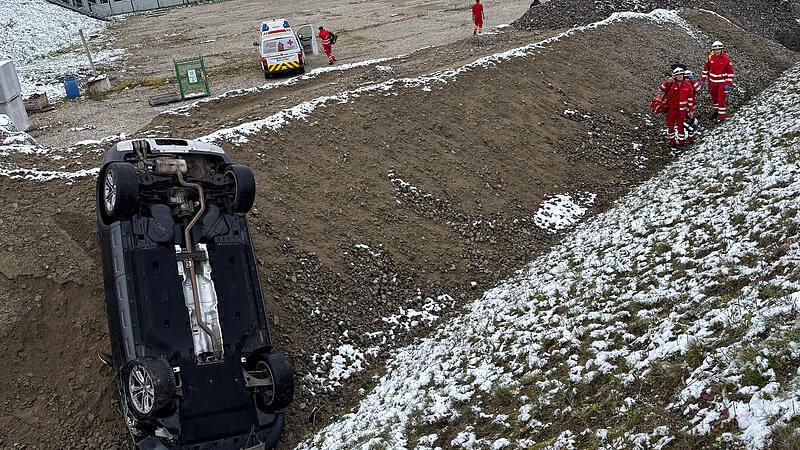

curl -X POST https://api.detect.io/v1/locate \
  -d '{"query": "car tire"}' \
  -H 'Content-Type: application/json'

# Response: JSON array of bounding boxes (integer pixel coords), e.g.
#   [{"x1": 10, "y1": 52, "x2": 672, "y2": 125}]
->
[
  {"x1": 101, "y1": 162, "x2": 139, "y2": 221},
  {"x1": 125, "y1": 357, "x2": 176, "y2": 419},
  {"x1": 250, "y1": 351, "x2": 294, "y2": 411},
  {"x1": 225, "y1": 164, "x2": 256, "y2": 214}
]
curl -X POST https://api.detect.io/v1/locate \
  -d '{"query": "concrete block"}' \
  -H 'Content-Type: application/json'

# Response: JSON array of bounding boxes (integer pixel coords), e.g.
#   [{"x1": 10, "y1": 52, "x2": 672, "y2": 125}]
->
[
  {"x1": 0, "y1": 96, "x2": 30, "y2": 132},
  {"x1": 0, "y1": 60, "x2": 22, "y2": 103},
  {"x1": 88, "y1": 74, "x2": 113, "y2": 93}
]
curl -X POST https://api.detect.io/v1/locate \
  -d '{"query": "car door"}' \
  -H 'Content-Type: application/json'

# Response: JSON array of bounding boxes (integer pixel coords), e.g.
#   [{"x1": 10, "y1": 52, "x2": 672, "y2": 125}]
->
[{"x1": 296, "y1": 24, "x2": 317, "y2": 55}]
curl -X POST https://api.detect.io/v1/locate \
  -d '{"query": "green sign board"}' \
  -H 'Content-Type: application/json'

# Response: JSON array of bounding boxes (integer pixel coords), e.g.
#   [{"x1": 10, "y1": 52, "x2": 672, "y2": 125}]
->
[{"x1": 174, "y1": 57, "x2": 209, "y2": 100}]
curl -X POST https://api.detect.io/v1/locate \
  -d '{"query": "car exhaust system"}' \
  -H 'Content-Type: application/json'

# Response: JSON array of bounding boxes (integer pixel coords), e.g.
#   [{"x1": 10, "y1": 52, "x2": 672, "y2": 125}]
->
[
  {"x1": 175, "y1": 170, "x2": 222, "y2": 359},
  {"x1": 154, "y1": 157, "x2": 222, "y2": 360}
]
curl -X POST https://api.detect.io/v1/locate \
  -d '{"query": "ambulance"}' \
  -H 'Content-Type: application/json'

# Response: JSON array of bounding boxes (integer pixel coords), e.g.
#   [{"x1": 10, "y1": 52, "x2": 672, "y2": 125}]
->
[{"x1": 254, "y1": 19, "x2": 318, "y2": 78}]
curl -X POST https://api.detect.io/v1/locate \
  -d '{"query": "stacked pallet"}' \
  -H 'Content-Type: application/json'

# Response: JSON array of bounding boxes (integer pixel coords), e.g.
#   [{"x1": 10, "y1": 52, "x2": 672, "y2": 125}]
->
[{"x1": 0, "y1": 60, "x2": 29, "y2": 132}]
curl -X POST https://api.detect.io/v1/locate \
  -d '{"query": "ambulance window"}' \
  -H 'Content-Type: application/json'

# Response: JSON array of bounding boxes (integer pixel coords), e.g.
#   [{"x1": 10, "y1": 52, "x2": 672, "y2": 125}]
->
[
  {"x1": 263, "y1": 37, "x2": 298, "y2": 54},
  {"x1": 262, "y1": 40, "x2": 278, "y2": 54}
]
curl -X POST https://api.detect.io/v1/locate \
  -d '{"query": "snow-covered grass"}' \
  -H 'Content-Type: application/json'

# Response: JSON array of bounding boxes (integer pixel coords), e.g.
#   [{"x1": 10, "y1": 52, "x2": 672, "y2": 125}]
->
[
  {"x1": 297, "y1": 63, "x2": 800, "y2": 450},
  {"x1": 197, "y1": 9, "x2": 700, "y2": 145},
  {"x1": 0, "y1": 0, "x2": 118, "y2": 100}
]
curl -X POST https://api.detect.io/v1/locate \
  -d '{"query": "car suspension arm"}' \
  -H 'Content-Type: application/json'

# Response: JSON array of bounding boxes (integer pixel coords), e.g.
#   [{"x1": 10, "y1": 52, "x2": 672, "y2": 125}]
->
[{"x1": 176, "y1": 171, "x2": 221, "y2": 358}]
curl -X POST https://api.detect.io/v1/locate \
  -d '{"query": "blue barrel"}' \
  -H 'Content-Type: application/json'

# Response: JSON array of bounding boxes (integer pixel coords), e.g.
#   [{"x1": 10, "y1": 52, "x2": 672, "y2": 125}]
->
[{"x1": 64, "y1": 77, "x2": 80, "y2": 99}]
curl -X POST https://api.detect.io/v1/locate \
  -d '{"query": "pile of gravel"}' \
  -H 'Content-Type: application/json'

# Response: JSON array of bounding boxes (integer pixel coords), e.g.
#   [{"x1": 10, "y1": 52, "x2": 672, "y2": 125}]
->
[
  {"x1": 714, "y1": 0, "x2": 800, "y2": 51},
  {"x1": 513, "y1": 0, "x2": 694, "y2": 30},
  {"x1": 514, "y1": 0, "x2": 800, "y2": 52}
]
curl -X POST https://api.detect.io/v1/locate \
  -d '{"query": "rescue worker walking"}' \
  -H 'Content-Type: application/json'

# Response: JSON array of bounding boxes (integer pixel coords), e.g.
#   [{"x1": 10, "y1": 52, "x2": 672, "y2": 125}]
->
[
  {"x1": 700, "y1": 41, "x2": 734, "y2": 121},
  {"x1": 684, "y1": 69, "x2": 702, "y2": 143},
  {"x1": 472, "y1": 0, "x2": 485, "y2": 35},
  {"x1": 658, "y1": 67, "x2": 693, "y2": 148},
  {"x1": 318, "y1": 26, "x2": 336, "y2": 65}
]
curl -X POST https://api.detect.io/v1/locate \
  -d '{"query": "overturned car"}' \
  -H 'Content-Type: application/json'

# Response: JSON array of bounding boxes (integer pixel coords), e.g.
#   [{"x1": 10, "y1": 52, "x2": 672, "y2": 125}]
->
[{"x1": 95, "y1": 138, "x2": 293, "y2": 449}]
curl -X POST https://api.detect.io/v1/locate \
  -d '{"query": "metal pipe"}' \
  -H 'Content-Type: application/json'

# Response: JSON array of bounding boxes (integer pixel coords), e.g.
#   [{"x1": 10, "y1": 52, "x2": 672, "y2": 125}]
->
[
  {"x1": 176, "y1": 171, "x2": 219, "y2": 356},
  {"x1": 78, "y1": 29, "x2": 96, "y2": 74}
]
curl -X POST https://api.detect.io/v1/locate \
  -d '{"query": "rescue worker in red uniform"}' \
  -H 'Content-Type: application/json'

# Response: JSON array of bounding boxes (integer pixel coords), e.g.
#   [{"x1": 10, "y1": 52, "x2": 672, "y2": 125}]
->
[
  {"x1": 472, "y1": 0, "x2": 485, "y2": 35},
  {"x1": 700, "y1": 41, "x2": 734, "y2": 121},
  {"x1": 318, "y1": 26, "x2": 336, "y2": 65},
  {"x1": 684, "y1": 69, "x2": 702, "y2": 143},
  {"x1": 659, "y1": 67, "x2": 693, "y2": 148}
]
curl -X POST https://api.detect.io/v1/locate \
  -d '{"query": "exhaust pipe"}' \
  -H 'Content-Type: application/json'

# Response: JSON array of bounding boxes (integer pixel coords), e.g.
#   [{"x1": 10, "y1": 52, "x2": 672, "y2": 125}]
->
[{"x1": 175, "y1": 170, "x2": 221, "y2": 358}]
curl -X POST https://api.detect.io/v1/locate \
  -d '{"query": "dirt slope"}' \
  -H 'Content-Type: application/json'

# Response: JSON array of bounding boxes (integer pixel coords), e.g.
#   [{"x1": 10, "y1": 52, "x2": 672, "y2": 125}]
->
[
  {"x1": 515, "y1": 0, "x2": 800, "y2": 51},
  {"x1": 0, "y1": 6, "x2": 797, "y2": 450}
]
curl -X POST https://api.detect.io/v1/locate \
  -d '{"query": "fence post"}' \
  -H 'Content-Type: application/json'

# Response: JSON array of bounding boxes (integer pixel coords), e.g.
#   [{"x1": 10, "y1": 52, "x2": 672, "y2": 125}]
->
[{"x1": 78, "y1": 29, "x2": 97, "y2": 74}]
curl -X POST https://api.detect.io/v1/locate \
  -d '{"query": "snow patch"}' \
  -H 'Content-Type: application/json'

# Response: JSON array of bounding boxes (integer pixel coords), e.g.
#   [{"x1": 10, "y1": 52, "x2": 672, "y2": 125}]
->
[
  {"x1": 0, "y1": 0, "x2": 120, "y2": 100},
  {"x1": 533, "y1": 193, "x2": 596, "y2": 231}
]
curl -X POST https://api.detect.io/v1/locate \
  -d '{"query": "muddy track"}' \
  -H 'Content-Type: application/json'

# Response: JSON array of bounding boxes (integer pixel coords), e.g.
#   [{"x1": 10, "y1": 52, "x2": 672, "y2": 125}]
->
[{"x1": 0, "y1": 7, "x2": 797, "y2": 450}]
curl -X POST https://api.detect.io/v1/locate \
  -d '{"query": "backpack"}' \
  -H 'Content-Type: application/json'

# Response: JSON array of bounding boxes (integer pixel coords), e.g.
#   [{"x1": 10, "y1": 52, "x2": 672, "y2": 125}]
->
[
  {"x1": 650, "y1": 92, "x2": 669, "y2": 115},
  {"x1": 650, "y1": 81, "x2": 675, "y2": 115},
  {"x1": 330, "y1": 32, "x2": 338, "y2": 45}
]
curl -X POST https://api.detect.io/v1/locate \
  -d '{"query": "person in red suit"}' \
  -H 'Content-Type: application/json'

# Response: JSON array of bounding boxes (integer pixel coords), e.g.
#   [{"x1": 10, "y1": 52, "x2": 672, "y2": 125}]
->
[
  {"x1": 658, "y1": 67, "x2": 694, "y2": 148},
  {"x1": 318, "y1": 26, "x2": 336, "y2": 65},
  {"x1": 700, "y1": 41, "x2": 734, "y2": 121},
  {"x1": 472, "y1": 0, "x2": 485, "y2": 35},
  {"x1": 683, "y1": 69, "x2": 702, "y2": 143}
]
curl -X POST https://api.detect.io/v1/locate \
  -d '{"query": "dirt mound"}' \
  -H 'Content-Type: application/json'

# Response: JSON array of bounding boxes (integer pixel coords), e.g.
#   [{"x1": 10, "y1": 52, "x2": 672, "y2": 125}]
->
[
  {"x1": 0, "y1": 7, "x2": 797, "y2": 450},
  {"x1": 515, "y1": 0, "x2": 800, "y2": 51}
]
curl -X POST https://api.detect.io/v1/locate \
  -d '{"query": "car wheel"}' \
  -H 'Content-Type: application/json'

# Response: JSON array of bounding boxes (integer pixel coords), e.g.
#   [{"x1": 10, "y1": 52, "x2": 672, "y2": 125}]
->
[
  {"x1": 225, "y1": 164, "x2": 256, "y2": 214},
  {"x1": 101, "y1": 162, "x2": 139, "y2": 221},
  {"x1": 126, "y1": 357, "x2": 176, "y2": 419},
  {"x1": 250, "y1": 351, "x2": 294, "y2": 411}
]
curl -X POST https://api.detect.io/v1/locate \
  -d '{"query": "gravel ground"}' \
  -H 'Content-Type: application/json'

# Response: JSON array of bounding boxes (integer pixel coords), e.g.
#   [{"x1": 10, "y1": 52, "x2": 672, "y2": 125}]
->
[{"x1": 26, "y1": 0, "x2": 533, "y2": 149}]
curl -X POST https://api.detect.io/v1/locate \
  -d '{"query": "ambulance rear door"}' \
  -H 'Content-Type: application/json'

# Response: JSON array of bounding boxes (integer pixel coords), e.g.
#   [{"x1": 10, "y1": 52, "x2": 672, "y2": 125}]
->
[{"x1": 296, "y1": 24, "x2": 317, "y2": 55}]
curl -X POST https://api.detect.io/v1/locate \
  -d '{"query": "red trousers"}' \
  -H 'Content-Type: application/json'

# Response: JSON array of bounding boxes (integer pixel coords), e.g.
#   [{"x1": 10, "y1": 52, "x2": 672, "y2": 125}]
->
[
  {"x1": 666, "y1": 108, "x2": 686, "y2": 145},
  {"x1": 473, "y1": 18, "x2": 483, "y2": 33},
  {"x1": 709, "y1": 83, "x2": 727, "y2": 120},
  {"x1": 322, "y1": 44, "x2": 334, "y2": 63}
]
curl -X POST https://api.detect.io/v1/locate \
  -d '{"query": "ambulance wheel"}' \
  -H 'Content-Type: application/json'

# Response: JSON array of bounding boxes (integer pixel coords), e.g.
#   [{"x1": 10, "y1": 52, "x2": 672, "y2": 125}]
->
[
  {"x1": 298, "y1": 67, "x2": 305, "y2": 75},
  {"x1": 264, "y1": 72, "x2": 269, "y2": 79},
  {"x1": 225, "y1": 164, "x2": 256, "y2": 214}
]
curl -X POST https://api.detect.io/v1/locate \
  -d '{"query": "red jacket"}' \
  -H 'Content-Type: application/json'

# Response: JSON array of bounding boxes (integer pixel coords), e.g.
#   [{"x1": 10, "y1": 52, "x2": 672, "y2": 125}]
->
[
  {"x1": 659, "y1": 79, "x2": 693, "y2": 112},
  {"x1": 319, "y1": 29, "x2": 331, "y2": 46},
  {"x1": 701, "y1": 51, "x2": 734, "y2": 86},
  {"x1": 472, "y1": 2, "x2": 483, "y2": 19},
  {"x1": 687, "y1": 78, "x2": 702, "y2": 113}
]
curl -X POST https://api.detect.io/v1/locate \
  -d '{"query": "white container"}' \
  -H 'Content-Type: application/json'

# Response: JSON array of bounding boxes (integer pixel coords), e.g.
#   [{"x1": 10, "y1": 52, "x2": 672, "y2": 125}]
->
[
  {"x1": 0, "y1": 96, "x2": 30, "y2": 132},
  {"x1": 0, "y1": 60, "x2": 22, "y2": 104}
]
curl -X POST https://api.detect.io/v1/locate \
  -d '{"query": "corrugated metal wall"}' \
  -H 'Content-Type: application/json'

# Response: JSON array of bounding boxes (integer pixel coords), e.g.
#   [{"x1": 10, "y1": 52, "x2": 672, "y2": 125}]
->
[{"x1": 46, "y1": 0, "x2": 198, "y2": 19}]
